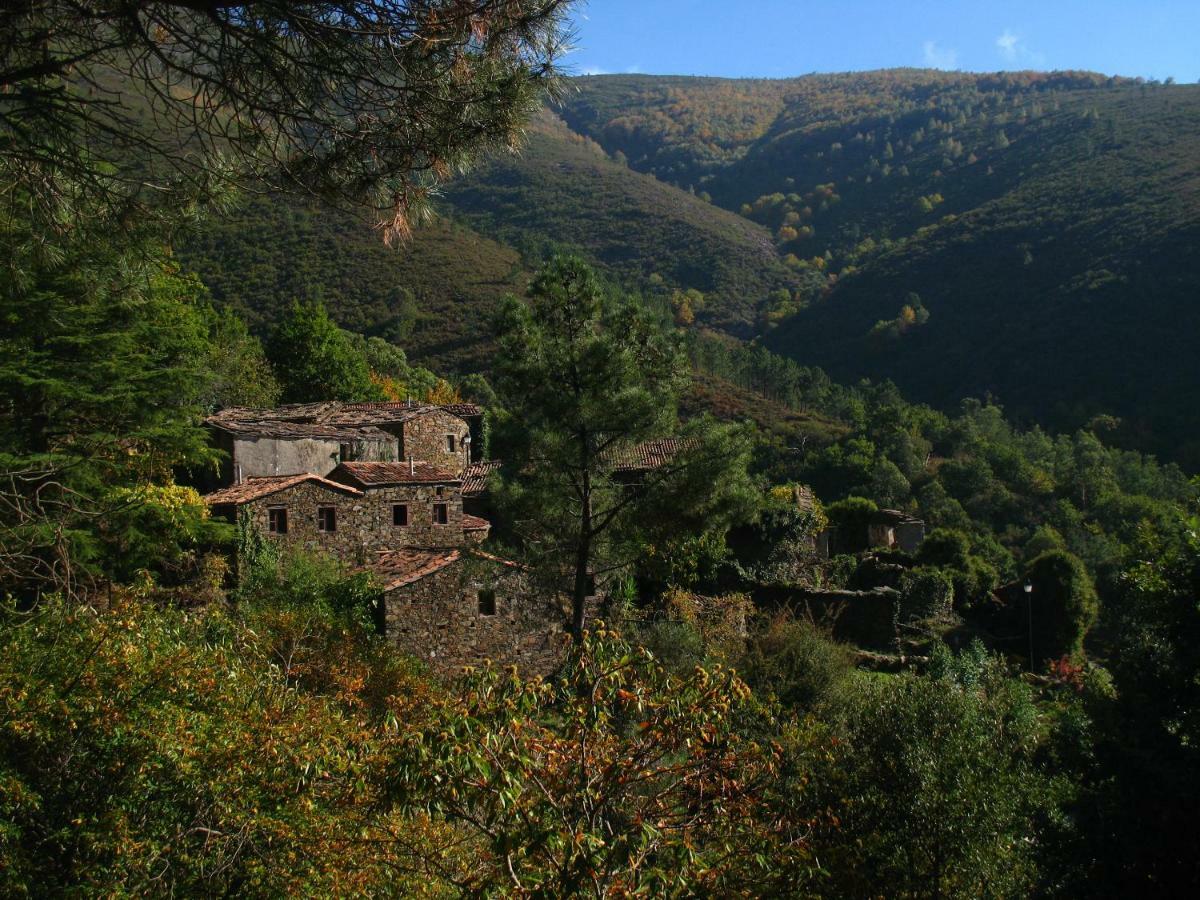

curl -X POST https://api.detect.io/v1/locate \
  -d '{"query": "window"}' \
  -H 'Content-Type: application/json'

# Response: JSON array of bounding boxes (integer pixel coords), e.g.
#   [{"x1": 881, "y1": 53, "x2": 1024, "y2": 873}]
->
[
  {"x1": 446, "y1": 434, "x2": 456, "y2": 453},
  {"x1": 478, "y1": 589, "x2": 497, "y2": 616},
  {"x1": 268, "y1": 507, "x2": 288, "y2": 534},
  {"x1": 317, "y1": 506, "x2": 337, "y2": 532},
  {"x1": 392, "y1": 504, "x2": 409, "y2": 527},
  {"x1": 339, "y1": 442, "x2": 352, "y2": 462},
  {"x1": 433, "y1": 502, "x2": 449, "y2": 525}
]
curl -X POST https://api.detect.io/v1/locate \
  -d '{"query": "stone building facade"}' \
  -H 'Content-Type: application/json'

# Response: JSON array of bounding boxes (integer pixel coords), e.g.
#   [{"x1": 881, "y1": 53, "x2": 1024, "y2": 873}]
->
[
  {"x1": 204, "y1": 401, "x2": 479, "y2": 486},
  {"x1": 199, "y1": 402, "x2": 607, "y2": 677},
  {"x1": 205, "y1": 422, "x2": 397, "y2": 490},
  {"x1": 326, "y1": 461, "x2": 490, "y2": 549},
  {"x1": 205, "y1": 474, "x2": 373, "y2": 562},
  {"x1": 372, "y1": 548, "x2": 580, "y2": 676}
]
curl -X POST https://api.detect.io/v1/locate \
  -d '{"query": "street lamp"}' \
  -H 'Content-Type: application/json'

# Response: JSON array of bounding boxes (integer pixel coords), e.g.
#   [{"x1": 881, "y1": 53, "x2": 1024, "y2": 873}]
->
[{"x1": 1023, "y1": 581, "x2": 1034, "y2": 671}]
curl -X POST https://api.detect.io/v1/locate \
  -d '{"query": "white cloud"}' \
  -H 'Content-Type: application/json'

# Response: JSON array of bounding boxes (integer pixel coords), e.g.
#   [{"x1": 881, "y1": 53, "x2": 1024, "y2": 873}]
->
[
  {"x1": 996, "y1": 29, "x2": 1047, "y2": 67},
  {"x1": 996, "y1": 29, "x2": 1020, "y2": 62},
  {"x1": 923, "y1": 41, "x2": 959, "y2": 70},
  {"x1": 626, "y1": 63, "x2": 642, "y2": 74}
]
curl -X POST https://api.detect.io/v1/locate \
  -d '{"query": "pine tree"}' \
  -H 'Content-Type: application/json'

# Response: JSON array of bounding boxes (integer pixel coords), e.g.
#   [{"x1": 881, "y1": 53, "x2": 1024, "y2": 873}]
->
[{"x1": 494, "y1": 257, "x2": 756, "y2": 638}]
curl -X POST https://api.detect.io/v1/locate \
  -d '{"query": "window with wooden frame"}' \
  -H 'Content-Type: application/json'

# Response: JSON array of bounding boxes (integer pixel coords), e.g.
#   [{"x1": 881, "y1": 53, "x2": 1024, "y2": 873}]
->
[
  {"x1": 477, "y1": 589, "x2": 497, "y2": 616},
  {"x1": 392, "y1": 504, "x2": 409, "y2": 526},
  {"x1": 268, "y1": 507, "x2": 288, "y2": 534},
  {"x1": 432, "y1": 502, "x2": 449, "y2": 525},
  {"x1": 317, "y1": 506, "x2": 337, "y2": 532},
  {"x1": 446, "y1": 434, "x2": 456, "y2": 453}
]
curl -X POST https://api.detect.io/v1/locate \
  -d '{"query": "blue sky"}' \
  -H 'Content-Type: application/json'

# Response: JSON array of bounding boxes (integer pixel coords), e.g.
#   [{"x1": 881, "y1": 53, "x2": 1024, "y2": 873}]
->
[{"x1": 566, "y1": 1, "x2": 1200, "y2": 83}]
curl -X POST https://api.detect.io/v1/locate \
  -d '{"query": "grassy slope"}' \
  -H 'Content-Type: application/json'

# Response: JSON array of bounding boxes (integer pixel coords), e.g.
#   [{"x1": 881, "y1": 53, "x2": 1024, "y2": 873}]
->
[
  {"x1": 178, "y1": 197, "x2": 532, "y2": 374},
  {"x1": 439, "y1": 111, "x2": 800, "y2": 335}
]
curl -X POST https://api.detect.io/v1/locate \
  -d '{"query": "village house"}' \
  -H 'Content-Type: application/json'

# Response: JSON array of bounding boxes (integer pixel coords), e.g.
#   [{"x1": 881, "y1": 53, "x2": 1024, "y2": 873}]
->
[
  {"x1": 200, "y1": 415, "x2": 763, "y2": 676},
  {"x1": 204, "y1": 400, "x2": 483, "y2": 488},
  {"x1": 201, "y1": 401, "x2": 581, "y2": 676}
]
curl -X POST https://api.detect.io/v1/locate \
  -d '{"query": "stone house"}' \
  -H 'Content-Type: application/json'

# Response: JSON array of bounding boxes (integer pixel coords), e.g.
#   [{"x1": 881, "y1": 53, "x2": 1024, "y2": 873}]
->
[
  {"x1": 868, "y1": 509, "x2": 926, "y2": 554},
  {"x1": 204, "y1": 401, "x2": 480, "y2": 487},
  {"x1": 204, "y1": 473, "x2": 372, "y2": 561},
  {"x1": 201, "y1": 419, "x2": 580, "y2": 675},
  {"x1": 327, "y1": 461, "x2": 490, "y2": 548},
  {"x1": 372, "y1": 547, "x2": 584, "y2": 675},
  {"x1": 319, "y1": 403, "x2": 474, "y2": 474}
]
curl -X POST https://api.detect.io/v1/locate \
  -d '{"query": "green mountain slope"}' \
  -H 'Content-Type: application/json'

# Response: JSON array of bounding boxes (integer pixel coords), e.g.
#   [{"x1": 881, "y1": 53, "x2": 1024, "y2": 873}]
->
[
  {"x1": 559, "y1": 72, "x2": 1200, "y2": 463},
  {"x1": 179, "y1": 70, "x2": 1200, "y2": 463},
  {"x1": 439, "y1": 111, "x2": 800, "y2": 334},
  {"x1": 178, "y1": 198, "x2": 532, "y2": 373}
]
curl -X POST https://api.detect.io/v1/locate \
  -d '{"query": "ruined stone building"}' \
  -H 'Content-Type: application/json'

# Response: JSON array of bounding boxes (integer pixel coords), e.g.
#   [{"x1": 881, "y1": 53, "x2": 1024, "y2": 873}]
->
[{"x1": 202, "y1": 402, "x2": 573, "y2": 675}]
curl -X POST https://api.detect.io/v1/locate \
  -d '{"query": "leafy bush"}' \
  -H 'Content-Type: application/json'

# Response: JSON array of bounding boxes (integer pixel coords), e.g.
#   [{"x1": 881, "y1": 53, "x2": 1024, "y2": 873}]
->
[
  {"x1": 0, "y1": 596, "x2": 430, "y2": 895},
  {"x1": 739, "y1": 616, "x2": 856, "y2": 712},
  {"x1": 806, "y1": 643, "x2": 1051, "y2": 897},
  {"x1": 1025, "y1": 551, "x2": 1099, "y2": 665},
  {"x1": 897, "y1": 566, "x2": 955, "y2": 623}
]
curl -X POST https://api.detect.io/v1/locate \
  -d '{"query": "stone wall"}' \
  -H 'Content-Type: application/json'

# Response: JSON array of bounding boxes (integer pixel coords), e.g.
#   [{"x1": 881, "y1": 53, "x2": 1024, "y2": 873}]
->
[
  {"x1": 382, "y1": 556, "x2": 592, "y2": 677},
  {"x1": 233, "y1": 434, "x2": 397, "y2": 481},
  {"x1": 356, "y1": 484, "x2": 468, "y2": 550},
  {"x1": 399, "y1": 410, "x2": 471, "y2": 475},
  {"x1": 239, "y1": 482, "x2": 374, "y2": 563}
]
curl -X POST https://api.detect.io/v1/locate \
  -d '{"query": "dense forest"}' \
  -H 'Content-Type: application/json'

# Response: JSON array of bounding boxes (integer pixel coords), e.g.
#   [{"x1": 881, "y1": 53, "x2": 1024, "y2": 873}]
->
[{"x1": 3, "y1": 2, "x2": 1200, "y2": 896}]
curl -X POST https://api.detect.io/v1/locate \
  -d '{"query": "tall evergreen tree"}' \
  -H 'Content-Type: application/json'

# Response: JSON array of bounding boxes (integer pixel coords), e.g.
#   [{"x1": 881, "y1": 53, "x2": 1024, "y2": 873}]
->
[
  {"x1": 0, "y1": 217, "x2": 219, "y2": 598},
  {"x1": 494, "y1": 256, "x2": 756, "y2": 638},
  {"x1": 0, "y1": 1, "x2": 572, "y2": 236}
]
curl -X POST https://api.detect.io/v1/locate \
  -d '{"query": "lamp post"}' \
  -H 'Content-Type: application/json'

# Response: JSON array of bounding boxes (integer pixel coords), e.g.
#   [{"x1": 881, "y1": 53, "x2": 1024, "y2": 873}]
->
[{"x1": 1023, "y1": 581, "x2": 1034, "y2": 671}]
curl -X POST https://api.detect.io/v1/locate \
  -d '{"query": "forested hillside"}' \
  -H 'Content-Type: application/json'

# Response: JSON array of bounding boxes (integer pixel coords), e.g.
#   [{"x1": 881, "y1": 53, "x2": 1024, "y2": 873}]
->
[
  {"x1": 183, "y1": 70, "x2": 1200, "y2": 463},
  {"x1": 559, "y1": 71, "x2": 1200, "y2": 463}
]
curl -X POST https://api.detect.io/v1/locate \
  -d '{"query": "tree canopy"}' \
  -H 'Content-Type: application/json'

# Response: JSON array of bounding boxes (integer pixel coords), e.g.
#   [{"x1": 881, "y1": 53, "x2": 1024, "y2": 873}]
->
[
  {"x1": 494, "y1": 256, "x2": 757, "y2": 636},
  {"x1": 0, "y1": 1, "x2": 572, "y2": 236}
]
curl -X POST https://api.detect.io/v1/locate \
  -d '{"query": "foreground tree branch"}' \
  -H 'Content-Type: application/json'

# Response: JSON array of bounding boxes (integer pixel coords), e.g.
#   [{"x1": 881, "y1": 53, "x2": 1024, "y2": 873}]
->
[{"x1": 0, "y1": 1, "x2": 572, "y2": 236}]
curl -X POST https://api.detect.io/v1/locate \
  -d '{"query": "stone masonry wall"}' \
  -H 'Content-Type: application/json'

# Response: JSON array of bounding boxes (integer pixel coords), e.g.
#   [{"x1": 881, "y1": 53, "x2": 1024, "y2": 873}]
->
[
  {"x1": 357, "y1": 484, "x2": 466, "y2": 550},
  {"x1": 383, "y1": 558, "x2": 599, "y2": 677},
  {"x1": 243, "y1": 482, "x2": 373, "y2": 563},
  {"x1": 400, "y1": 410, "x2": 471, "y2": 475}
]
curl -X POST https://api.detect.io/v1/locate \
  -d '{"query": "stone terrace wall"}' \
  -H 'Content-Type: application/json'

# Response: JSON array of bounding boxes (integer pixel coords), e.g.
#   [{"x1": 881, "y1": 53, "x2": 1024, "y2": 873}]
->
[
  {"x1": 383, "y1": 558, "x2": 596, "y2": 677},
  {"x1": 400, "y1": 410, "x2": 471, "y2": 475}
]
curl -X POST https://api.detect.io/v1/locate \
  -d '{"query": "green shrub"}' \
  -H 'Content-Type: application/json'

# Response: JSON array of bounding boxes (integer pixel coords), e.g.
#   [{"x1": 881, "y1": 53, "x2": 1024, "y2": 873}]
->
[
  {"x1": 1025, "y1": 550, "x2": 1099, "y2": 665},
  {"x1": 739, "y1": 616, "x2": 856, "y2": 712},
  {"x1": 897, "y1": 566, "x2": 955, "y2": 623},
  {"x1": 807, "y1": 643, "x2": 1051, "y2": 897}
]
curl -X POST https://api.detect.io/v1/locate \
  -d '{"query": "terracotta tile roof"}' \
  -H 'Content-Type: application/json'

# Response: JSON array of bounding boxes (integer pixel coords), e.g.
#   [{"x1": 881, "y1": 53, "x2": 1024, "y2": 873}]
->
[
  {"x1": 462, "y1": 514, "x2": 491, "y2": 532},
  {"x1": 465, "y1": 549, "x2": 530, "y2": 571},
  {"x1": 462, "y1": 460, "x2": 501, "y2": 497},
  {"x1": 366, "y1": 548, "x2": 462, "y2": 590},
  {"x1": 439, "y1": 403, "x2": 484, "y2": 418},
  {"x1": 607, "y1": 438, "x2": 698, "y2": 472},
  {"x1": 364, "y1": 546, "x2": 524, "y2": 590},
  {"x1": 331, "y1": 461, "x2": 462, "y2": 486},
  {"x1": 203, "y1": 473, "x2": 363, "y2": 506}
]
